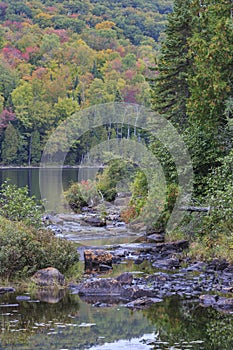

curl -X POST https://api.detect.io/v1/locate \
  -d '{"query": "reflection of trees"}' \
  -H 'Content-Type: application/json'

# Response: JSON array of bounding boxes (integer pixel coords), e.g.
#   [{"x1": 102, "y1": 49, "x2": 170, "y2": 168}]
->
[
  {"x1": 144, "y1": 296, "x2": 233, "y2": 350},
  {"x1": 0, "y1": 291, "x2": 80, "y2": 347},
  {"x1": 0, "y1": 291, "x2": 154, "y2": 349}
]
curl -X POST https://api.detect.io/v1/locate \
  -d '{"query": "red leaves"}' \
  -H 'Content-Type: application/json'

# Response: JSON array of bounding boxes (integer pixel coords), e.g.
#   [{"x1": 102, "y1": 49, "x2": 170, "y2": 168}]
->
[{"x1": 0, "y1": 109, "x2": 15, "y2": 129}]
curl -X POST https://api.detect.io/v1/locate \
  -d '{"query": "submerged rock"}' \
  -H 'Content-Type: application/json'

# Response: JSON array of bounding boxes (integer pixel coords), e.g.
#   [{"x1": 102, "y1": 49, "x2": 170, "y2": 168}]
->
[
  {"x1": 126, "y1": 296, "x2": 163, "y2": 309},
  {"x1": 31, "y1": 267, "x2": 65, "y2": 287},
  {"x1": 0, "y1": 287, "x2": 15, "y2": 295}
]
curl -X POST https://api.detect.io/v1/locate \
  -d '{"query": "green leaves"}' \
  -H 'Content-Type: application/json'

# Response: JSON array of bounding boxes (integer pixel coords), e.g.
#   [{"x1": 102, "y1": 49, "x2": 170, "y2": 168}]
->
[
  {"x1": 0, "y1": 216, "x2": 79, "y2": 279},
  {"x1": 0, "y1": 181, "x2": 43, "y2": 228}
]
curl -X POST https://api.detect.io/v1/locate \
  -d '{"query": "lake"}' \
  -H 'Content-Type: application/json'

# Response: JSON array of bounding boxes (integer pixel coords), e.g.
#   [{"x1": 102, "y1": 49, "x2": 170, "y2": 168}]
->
[{"x1": 0, "y1": 167, "x2": 99, "y2": 212}]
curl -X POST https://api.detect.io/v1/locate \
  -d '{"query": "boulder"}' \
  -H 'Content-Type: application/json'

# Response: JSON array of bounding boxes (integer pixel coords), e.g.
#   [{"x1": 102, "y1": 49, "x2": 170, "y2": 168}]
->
[
  {"x1": 31, "y1": 267, "x2": 65, "y2": 287},
  {"x1": 82, "y1": 216, "x2": 106, "y2": 227},
  {"x1": 70, "y1": 275, "x2": 154, "y2": 301},
  {"x1": 84, "y1": 250, "x2": 113, "y2": 272}
]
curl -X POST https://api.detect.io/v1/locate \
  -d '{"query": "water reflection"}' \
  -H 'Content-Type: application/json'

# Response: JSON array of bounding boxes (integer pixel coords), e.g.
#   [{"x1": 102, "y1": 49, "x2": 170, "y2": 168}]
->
[
  {"x1": 0, "y1": 167, "x2": 99, "y2": 211},
  {"x1": 0, "y1": 289, "x2": 232, "y2": 350},
  {"x1": 0, "y1": 290, "x2": 154, "y2": 350}
]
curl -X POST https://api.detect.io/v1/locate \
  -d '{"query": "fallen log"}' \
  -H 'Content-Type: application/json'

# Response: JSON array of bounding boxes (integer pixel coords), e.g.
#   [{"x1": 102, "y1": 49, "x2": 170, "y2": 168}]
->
[{"x1": 179, "y1": 206, "x2": 210, "y2": 212}]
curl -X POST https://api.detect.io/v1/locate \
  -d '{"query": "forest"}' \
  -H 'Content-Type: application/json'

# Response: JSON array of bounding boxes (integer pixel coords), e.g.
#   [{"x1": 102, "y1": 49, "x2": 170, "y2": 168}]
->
[
  {"x1": 0, "y1": 0, "x2": 172, "y2": 165},
  {"x1": 0, "y1": 0, "x2": 233, "y2": 261}
]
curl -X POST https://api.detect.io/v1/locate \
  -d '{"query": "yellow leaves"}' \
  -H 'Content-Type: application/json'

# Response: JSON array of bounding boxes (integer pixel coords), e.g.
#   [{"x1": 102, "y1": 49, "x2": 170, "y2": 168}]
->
[
  {"x1": 76, "y1": 38, "x2": 88, "y2": 47},
  {"x1": 95, "y1": 21, "x2": 116, "y2": 30},
  {"x1": 35, "y1": 12, "x2": 53, "y2": 20}
]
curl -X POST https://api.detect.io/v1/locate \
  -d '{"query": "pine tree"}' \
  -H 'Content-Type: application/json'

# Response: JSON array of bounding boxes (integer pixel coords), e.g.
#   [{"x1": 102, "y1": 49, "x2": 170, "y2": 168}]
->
[
  {"x1": 186, "y1": 0, "x2": 233, "y2": 187},
  {"x1": 187, "y1": 0, "x2": 233, "y2": 129},
  {"x1": 30, "y1": 130, "x2": 41, "y2": 165},
  {"x1": 150, "y1": 0, "x2": 193, "y2": 129},
  {"x1": 1, "y1": 123, "x2": 20, "y2": 164}
]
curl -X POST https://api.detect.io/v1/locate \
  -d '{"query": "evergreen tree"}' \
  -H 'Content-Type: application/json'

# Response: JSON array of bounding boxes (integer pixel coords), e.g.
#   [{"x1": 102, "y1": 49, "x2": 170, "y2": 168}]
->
[
  {"x1": 1, "y1": 123, "x2": 20, "y2": 164},
  {"x1": 187, "y1": 0, "x2": 233, "y2": 130},
  {"x1": 30, "y1": 130, "x2": 41, "y2": 165},
  {"x1": 186, "y1": 0, "x2": 233, "y2": 188},
  {"x1": 150, "y1": 0, "x2": 193, "y2": 129}
]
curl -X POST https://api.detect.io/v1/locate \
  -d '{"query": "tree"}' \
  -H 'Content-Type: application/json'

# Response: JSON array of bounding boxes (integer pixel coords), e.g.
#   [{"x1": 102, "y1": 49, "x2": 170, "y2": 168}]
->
[
  {"x1": 187, "y1": 0, "x2": 233, "y2": 130},
  {"x1": 150, "y1": 0, "x2": 193, "y2": 129},
  {"x1": 186, "y1": 0, "x2": 233, "y2": 187},
  {"x1": 1, "y1": 123, "x2": 20, "y2": 164},
  {"x1": 30, "y1": 129, "x2": 41, "y2": 165}
]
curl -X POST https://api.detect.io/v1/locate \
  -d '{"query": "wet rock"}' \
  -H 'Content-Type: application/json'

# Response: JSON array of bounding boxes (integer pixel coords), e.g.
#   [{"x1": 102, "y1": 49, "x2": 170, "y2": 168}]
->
[
  {"x1": 152, "y1": 257, "x2": 180, "y2": 270},
  {"x1": 71, "y1": 277, "x2": 155, "y2": 301},
  {"x1": 84, "y1": 250, "x2": 113, "y2": 272},
  {"x1": 117, "y1": 192, "x2": 132, "y2": 198},
  {"x1": 0, "y1": 287, "x2": 15, "y2": 295},
  {"x1": 199, "y1": 294, "x2": 233, "y2": 313},
  {"x1": 31, "y1": 267, "x2": 65, "y2": 287},
  {"x1": 215, "y1": 297, "x2": 233, "y2": 312},
  {"x1": 207, "y1": 259, "x2": 229, "y2": 271},
  {"x1": 186, "y1": 261, "x2": 207, "y2": 272},
  {"x1": 152, "y1": 240, "x2": 189, "y2": 254},
  {"x1": 116, "y1": 272, "x2": 133, "y2": 285},
  {"x1": 93, "y1": 302, "x2": 112, "y2": 307},
  {"x1": 147, "y1": 233, "x2": 165, "y2": 243},
  {"x1": 82, "y1": 216, "x2": 106, "y2": 227},
  {"x1": 99, "y1": 264, "x2": 113, "y2": 271},
  {"x1": 126, "y1": 296, "x2": 163, "y2": 309},
  {"x1": 72, "y1": 278, "x2": 125, "y2": 297}
]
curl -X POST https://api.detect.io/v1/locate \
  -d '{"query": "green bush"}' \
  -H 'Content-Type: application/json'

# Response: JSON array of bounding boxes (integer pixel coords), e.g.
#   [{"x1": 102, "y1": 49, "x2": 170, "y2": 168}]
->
[
  {"x1": 96, "y1": 159, "x2": 136, "y2": 202},
  {"x1": 64, "y1": 180, "x2": 101, "y2": 212},
  {"x1": 0, "y1": 216, "x2": 79, "y2": 279},
  {"x1": 0, "y1": 181, "x2": 43, "y2": 228}
]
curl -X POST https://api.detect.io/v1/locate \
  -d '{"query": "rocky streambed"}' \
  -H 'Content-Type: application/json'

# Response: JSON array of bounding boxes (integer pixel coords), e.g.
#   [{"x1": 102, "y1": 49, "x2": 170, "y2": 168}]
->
[
  {"x1": 69, "y1": 241, "x2": 233, "y2": 314},
  {"x1": 44, "y1": 203, "x2": 233, "y2": 315}
]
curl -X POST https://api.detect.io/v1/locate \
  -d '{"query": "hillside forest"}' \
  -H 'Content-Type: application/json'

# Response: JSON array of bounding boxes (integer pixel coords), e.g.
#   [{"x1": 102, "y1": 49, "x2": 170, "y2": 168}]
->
[{"x1": 0, "y1": 0, "x2": 172, "y2": 165}]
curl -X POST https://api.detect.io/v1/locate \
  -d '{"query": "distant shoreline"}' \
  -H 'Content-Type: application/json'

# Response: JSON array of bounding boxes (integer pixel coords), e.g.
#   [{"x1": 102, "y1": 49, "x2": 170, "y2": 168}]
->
[{"x1": 0, "y1": 165, "x2": 105, "y2": 169}]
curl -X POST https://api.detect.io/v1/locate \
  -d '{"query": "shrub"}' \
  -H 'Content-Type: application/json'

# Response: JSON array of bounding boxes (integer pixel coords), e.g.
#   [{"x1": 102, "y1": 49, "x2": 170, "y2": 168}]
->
[
  {"x1": 0, "y1": 181, "x2": 43, "y2": 228},
  {"x1": 64, "y1": 179, "x2": 100, "y2": 212},
  {"x1": 96, "y1": 159, "x2": 136, "y2": 202},
  {"x1": 0, "y1": 216, "x2": 79, "y2": 279}
]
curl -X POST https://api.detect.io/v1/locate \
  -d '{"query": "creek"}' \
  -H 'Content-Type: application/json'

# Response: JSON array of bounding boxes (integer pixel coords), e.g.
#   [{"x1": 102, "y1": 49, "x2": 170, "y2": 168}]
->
[{"x1": 0, "y1": 168, "x2": 232, "y2": 349}]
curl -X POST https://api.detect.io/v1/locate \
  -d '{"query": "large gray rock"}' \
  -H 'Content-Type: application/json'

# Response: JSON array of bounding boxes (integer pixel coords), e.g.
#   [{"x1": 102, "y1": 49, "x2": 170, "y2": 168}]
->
[{"x1": 31, "y1": 267, "x2": 65, "y2": 287}]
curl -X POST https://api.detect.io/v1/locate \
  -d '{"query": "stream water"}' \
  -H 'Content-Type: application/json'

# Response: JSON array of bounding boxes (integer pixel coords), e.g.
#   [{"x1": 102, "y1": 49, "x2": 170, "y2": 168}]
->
[
  {"x1": 1, "y1": 288, "x2": 233, "y2": 350},
  {"x1": 0, "y1": 168, "x2": 233, "y2": 349}
]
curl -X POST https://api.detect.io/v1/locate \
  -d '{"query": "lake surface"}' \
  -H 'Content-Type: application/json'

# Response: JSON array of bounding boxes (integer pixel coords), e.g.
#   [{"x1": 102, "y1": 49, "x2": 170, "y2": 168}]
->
[{"x1": 0, "y1": 167, "x2": 99, "y2": 212}]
